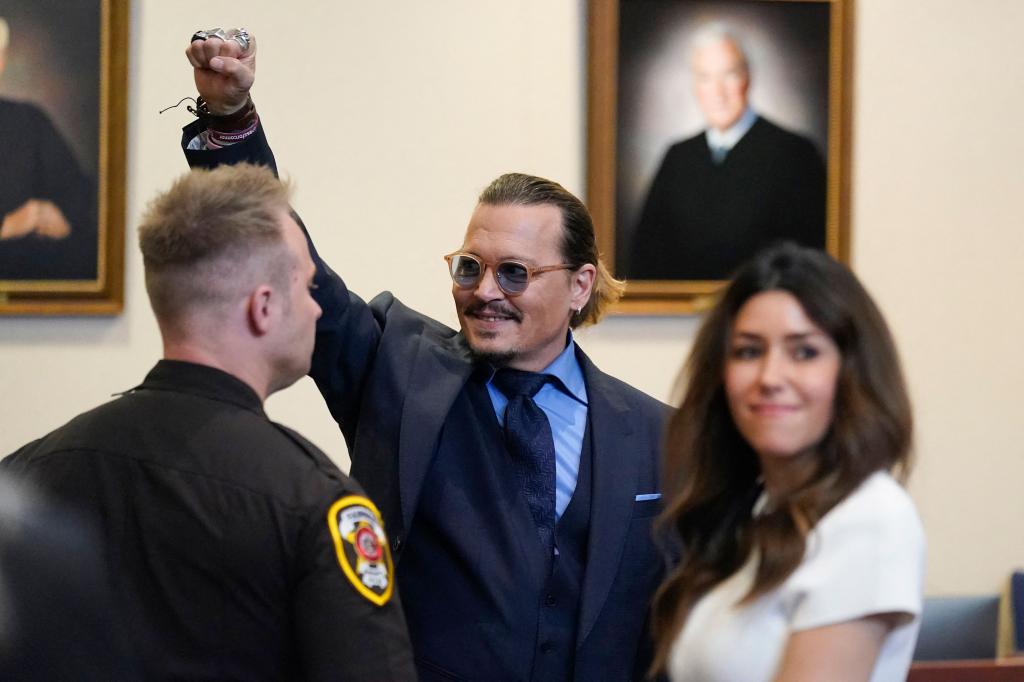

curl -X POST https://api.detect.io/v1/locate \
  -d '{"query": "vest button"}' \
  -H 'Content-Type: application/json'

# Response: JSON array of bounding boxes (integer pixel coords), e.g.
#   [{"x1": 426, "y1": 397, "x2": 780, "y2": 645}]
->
[
  {"x1": 545, "y1": 593, "x2": 556, "y2": 606},
  {"x1": 540, "y1": 642, "x2": 554, "y2": 654},
  {"x1": 391, "y1": 534, "x2": 403, "y2": 553}
]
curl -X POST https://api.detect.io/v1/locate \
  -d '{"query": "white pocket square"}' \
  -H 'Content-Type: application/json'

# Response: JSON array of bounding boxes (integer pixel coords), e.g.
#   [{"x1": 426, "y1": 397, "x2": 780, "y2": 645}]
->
[{"x1": 634, "y1": 493, "x2": 661, "y2": 501}]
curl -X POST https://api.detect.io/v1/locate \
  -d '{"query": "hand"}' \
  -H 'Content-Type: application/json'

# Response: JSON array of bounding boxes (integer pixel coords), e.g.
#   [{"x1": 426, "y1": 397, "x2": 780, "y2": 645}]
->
[
  {"x1": 1, "y1": 200, "x2": 42, "y2": 240},
  {"x1": 185, "y1": 29, "x2": 257, "y2": 115},
  {"x1": 0, "y1": 199, "x2": 72, "y2": 240},
  {"x1": 35, "y1": 200, "x2": 72, "y2": 239}
]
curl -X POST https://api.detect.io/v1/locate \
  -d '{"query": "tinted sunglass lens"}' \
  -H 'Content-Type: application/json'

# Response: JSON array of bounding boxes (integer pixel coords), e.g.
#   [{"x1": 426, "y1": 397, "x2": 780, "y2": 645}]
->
[
  {"x1": 496, "y1": 262, "x2": 529, "y2": 294},
  {"x1": 451, "y1": 256, "x2": 482, "y2": 287}
]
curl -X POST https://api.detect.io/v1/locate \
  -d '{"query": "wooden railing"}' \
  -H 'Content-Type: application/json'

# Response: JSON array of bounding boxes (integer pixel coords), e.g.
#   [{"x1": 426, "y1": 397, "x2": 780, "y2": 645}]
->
[{"x1": 908, "y1": 659, "x2": 1024, "y2": 681}]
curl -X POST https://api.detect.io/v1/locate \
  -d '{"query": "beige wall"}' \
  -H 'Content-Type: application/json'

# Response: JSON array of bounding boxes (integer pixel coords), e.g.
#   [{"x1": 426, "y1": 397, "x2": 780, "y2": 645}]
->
[{"x1": 1, "y1": 0, "x2": 1021, "y2": 596}]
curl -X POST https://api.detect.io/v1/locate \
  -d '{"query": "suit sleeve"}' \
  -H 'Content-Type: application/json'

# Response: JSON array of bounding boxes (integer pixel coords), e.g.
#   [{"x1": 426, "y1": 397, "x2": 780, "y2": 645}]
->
[
  {"x1": 291, "y1": 489, "x2": 415, "y2": 681},
  {"x1": 181, "y1": 118, "x2": 280, "y2": 175},
  {"x1": 179, "y1": 119, "x2": 383, "y2": 449}
]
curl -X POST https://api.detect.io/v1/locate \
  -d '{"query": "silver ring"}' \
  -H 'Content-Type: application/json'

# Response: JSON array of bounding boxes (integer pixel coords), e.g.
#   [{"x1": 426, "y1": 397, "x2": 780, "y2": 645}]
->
[
  {"x1": 190, "y1": 30, "x2": 208, "y2": 42},
  {"x1": 208, "y1": 28, "x2": 229, "y2": 41},
  {"x1": 227, "y1": 27, "x2": 249, "y2": 52}
]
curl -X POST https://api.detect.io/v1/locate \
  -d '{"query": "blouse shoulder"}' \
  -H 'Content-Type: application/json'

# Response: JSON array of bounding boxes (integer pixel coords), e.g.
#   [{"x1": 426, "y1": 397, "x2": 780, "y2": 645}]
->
[
  {"x1": 817, "y1": 472, "x2": 922, "y2": 540},
  {"x1": 786, "y1": 471, "x2": 926, "y2": 631}
]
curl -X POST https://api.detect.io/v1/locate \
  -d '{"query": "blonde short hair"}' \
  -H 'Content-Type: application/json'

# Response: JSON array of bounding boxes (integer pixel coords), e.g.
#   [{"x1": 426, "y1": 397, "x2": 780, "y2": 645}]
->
[{"x1": 138, "y1": 164, "x2": 293, "y2": 323}]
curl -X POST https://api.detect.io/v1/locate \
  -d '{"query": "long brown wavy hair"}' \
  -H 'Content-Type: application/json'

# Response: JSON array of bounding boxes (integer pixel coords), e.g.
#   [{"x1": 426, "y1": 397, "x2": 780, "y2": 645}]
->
[{"x1": 649, "y1": 243, "x2": 913, "y2": 674}]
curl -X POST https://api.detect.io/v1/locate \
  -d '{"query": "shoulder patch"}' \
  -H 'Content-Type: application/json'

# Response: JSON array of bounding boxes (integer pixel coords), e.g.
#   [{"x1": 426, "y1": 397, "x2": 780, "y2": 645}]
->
[{"x1": 327, "y1": 495, "x2": 394, "y2": 606}]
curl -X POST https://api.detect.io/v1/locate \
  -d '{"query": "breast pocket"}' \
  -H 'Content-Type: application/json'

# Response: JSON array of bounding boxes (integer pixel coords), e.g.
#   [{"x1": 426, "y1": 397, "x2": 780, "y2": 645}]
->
[{"x1": 631, "y1": 497, "x2": 663, "y2": 519}]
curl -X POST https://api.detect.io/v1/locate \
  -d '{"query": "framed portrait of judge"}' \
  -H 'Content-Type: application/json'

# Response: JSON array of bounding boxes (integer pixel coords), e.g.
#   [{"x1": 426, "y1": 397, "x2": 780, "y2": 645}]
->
[
  {"x1": 587, "y1": 0, "x2": 851, "y2": 314},
  {"x1": 0, "y1": 0, "x2": 127, "y2": 315}
]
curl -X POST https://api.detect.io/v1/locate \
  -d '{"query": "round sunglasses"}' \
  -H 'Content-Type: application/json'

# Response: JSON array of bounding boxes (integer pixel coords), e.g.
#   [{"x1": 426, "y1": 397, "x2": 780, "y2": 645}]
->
[{"x1": 444, "y1": 252, "x2": 576, "y2": 296}]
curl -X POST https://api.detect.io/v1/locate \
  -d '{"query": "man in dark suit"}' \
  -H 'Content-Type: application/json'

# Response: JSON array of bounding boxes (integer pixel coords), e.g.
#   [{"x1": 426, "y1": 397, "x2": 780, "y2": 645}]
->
[
  {"x1": 184, "y1": 30, "x2": 668, "y2": 681},
  {"x1": 629, "y1": 24, "x2": 826, "y2": 281}
]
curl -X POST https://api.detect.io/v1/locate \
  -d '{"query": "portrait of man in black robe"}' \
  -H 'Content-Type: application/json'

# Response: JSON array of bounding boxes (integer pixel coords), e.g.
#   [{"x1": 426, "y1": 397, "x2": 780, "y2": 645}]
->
[
  {"x1": 616, "y1": 2, "x2": 831, "y2": 282},
  {"x1": 0, "y1": 9, "x2": 98, "y2": 282}
]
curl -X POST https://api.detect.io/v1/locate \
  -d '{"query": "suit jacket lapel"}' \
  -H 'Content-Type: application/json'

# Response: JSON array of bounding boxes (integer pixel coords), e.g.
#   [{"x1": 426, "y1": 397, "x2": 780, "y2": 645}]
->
[
  {"x1": 398, "y1": 331, "x2": 474, "y2": 531},
  {"x1": 576, "y1": 351, "x2": 640, "y2": 648},
  {"x1": 394, "y1": 329, "x2": 548, "y2": 586}
]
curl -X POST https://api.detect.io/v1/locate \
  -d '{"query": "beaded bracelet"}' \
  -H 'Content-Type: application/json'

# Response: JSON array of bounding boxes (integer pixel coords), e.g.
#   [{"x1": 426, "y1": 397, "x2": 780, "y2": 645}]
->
[{"x1": 191, "y1": 95, "x2": 259, "y2": 145}]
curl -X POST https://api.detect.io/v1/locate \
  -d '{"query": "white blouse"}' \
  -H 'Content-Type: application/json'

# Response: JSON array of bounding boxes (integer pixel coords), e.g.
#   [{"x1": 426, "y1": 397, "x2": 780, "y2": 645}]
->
[{"x1": 669, "y1": 471, "x2": 926, "y2": 682}]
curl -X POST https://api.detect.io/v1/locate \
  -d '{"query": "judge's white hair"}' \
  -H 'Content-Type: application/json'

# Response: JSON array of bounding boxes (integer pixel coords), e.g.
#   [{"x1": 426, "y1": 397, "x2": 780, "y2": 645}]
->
[{"x1": 689, "y1": 22, "x2": 749, "y2": 73}]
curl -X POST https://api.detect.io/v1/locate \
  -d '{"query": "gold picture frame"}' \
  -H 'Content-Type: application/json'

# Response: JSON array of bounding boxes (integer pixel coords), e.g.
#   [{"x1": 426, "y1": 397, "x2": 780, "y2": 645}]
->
[
  {"x1": 587, "y1": 0, "x2": 852, "y2": 314},
  {"x1": 0, "y1": 0, "x2": 127, "y2": 315}
]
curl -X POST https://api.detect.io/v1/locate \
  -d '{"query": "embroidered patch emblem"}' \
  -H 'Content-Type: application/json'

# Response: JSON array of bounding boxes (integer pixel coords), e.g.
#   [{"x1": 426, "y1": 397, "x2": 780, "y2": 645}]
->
[{"x1": 327, "y1": 496, "x2": 394, "y2": 606}]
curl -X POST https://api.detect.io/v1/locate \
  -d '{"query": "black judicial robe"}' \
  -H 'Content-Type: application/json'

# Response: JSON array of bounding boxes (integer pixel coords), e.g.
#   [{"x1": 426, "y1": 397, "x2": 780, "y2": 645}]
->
[
  {"x1": 0, "y1": 99, "x2": 97, "y2": 280},
  {"x1": 629, "y1": 116, "x2": 826, "y2": 281}
]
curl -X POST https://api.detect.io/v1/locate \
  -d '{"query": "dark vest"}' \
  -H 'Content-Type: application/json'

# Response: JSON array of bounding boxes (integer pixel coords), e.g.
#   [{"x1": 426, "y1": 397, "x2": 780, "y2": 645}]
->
[{"x1": 399, "y1": 375, "x2": 593, "y2": 681}]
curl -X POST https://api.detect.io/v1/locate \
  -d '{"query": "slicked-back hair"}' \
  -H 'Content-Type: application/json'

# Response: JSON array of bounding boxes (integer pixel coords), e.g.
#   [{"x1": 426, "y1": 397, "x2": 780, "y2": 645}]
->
[
  {"x1": 138, "y1": 163, "x2": 293, "y2": 325},
  {"x1": 650, "y1": 242, "x2": 913, "y2": 674},
  {"x1": 477, "y1": 172, "x2": 624, "y2": 327}
]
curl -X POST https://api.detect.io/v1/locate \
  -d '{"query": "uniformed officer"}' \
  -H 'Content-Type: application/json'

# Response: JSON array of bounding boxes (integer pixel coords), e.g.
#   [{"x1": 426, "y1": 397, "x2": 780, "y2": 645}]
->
[{"x1": 1, "y1": 164, "x2": 415, "y2": 680}]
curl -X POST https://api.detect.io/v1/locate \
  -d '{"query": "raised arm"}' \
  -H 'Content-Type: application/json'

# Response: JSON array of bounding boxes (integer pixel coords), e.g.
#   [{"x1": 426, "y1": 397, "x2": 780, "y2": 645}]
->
[
  {"x1": 180, "y1": 29, "x2": 274, "y2": 171},
  {"x1": 185, "y1": 28, "x2": 256, "y2": 116},
  {"x1": 178, "y1": 29, "x2": 382, "y2": 449}
]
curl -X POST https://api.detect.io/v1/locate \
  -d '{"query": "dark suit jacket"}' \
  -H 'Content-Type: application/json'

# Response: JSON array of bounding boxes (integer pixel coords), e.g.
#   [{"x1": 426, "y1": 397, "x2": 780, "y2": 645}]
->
[
  {"x1": 183, "y1": 120, "x2": 670, "y2": 680},
  {"x1": 628, "y1": 116, "x2": 826, "y2": 281}
]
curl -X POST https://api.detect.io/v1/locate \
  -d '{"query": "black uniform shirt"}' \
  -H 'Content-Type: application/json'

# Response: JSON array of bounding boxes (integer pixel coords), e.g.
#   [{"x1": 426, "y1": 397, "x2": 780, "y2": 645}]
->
[{"x1": 1, "y1": 360, "x2": 415, "y2": 681}]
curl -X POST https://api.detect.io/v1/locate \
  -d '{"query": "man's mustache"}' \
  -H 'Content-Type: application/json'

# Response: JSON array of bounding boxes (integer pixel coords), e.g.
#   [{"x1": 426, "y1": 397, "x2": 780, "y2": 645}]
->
[{"x1": 463, "y1": 302, "x2": 522, "y2": 322}]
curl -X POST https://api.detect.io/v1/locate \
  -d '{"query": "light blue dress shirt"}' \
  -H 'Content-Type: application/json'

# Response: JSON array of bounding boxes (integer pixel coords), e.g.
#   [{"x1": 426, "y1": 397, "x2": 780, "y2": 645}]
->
[
  {"x1": 706, "y1": 106, "x2": 758, "y2": 155},
  {"x1": 486, "y1": 335, "x2": 588, "y2": 520}
]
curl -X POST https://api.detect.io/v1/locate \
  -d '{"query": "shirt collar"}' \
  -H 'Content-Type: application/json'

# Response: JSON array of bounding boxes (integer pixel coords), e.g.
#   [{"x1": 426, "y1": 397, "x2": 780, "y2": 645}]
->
[
  {"x1": 478, "y1": 331, "x2": 588, "y2": 406},
  {"x1": 706, "y1": 107, "x2": 758, "y2": 151},
  {"x1": 540, "y1": 332, "x2": 588, "y2": 406},
  {"x1": 129, "y1": 359, "x2": 266, "y2": 414}
]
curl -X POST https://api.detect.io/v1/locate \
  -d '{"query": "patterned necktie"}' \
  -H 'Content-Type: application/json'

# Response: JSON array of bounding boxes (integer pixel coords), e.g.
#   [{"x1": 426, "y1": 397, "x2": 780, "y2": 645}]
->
[
  {"x1": 711, "y1": 145, "x2": 729, "y2": 165},
  {"x1": 493, "y1": 368, "x2": 557, "y2": 557}
]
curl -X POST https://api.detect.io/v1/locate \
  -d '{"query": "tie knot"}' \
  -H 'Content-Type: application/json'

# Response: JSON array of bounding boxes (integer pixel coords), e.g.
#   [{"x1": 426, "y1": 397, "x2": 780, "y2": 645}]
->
[{"x1": 493, "y1": 368, "x2": 551, "y2": 399}]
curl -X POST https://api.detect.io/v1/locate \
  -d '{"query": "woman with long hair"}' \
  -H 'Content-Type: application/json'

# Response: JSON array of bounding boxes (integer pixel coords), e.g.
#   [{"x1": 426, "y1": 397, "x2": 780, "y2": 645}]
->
[{"x1": 652, "y1": 243, "x2": 925, "y2": 681}]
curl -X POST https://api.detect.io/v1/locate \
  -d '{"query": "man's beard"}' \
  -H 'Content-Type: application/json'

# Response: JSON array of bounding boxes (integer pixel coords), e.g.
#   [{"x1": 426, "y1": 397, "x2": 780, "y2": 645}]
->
[
  {"x1": 462, "y1": 301, "x2": 522, "y2": 367},
  {"x1": 468, "y1": 346, "x2": 518, "y2": 368}
]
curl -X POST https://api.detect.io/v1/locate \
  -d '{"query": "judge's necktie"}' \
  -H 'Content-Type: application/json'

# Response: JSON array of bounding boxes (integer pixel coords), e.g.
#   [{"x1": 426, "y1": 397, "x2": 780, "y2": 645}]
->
[{"x1": 493, "y1": 368, "x2": 557, "y2": 557}]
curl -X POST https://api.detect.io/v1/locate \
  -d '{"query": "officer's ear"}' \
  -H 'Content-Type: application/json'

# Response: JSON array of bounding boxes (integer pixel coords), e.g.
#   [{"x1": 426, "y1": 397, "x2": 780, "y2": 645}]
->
[{"x1": 246, "y1": 284, "x2": 275, "y2": 336}]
